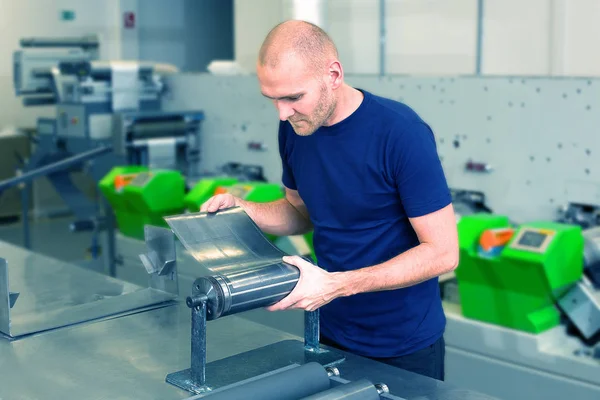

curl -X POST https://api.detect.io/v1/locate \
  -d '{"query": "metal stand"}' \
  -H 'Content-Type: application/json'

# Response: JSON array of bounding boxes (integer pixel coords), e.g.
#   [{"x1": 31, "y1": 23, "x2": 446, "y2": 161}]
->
[
  {"x1": 305, "y1": 310, "x2": 324, "y2": 353},
  {"x1": 189, "y1": 297, "x2": 210, "y2": 393},
  {"x1": 166, "y1": 306, "x2": 344, "y2": 395}
]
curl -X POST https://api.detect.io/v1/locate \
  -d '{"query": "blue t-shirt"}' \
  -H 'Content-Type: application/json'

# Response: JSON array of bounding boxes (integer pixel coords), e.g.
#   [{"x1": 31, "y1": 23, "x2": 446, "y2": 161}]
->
[{"x1": 278, "y1": 89, "x2": 451, "y2": 358}]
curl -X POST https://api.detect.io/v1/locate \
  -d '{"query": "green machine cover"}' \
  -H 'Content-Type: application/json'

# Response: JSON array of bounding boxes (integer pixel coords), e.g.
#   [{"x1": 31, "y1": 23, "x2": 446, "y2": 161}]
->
[
  {"x1": 99, "y1": 166, "x2": 149, "y2": 239},
  {"x1": 184, "y1": 177, "x2": 239, "y2": 212},
  {"x1": 99, "y1": 167, "x2": 186, "y2": 240},
  {"x1": 122, "y1": 170, "x2": 186, "y2": 237},
  {"x1": 455, "y1": 213, "x2": 584, "y2": 334},
  {"x1": 224, "y1": 182, "x2": 285, "y2": 203}
]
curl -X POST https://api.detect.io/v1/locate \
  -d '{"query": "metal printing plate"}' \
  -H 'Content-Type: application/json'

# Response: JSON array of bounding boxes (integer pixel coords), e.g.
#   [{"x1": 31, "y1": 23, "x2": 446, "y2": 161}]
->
[{"x1": 165, "y1": 207, "x2": 287, "y2": 275}]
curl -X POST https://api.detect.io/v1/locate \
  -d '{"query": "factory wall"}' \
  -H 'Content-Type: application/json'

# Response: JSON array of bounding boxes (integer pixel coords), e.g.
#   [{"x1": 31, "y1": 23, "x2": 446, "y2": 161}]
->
[
  {"x1": 234, "y1": 0, "x2": 600, "y2": 76},
  {"x1": 164, "y1": 73, "x2": 600, "y2": 224},
  {"x1": 137, "y1": 0, "x2": 234, "y2": 73}
]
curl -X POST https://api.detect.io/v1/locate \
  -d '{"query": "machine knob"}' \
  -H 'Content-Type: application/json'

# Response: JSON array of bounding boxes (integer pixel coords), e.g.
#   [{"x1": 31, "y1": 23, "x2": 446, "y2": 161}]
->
[
  {"x1": 70, "y1": 219, "x2": 96, "y2": 232},
  {"x1": 186, "y1": 294, "x2": 208, "y2": 309}
]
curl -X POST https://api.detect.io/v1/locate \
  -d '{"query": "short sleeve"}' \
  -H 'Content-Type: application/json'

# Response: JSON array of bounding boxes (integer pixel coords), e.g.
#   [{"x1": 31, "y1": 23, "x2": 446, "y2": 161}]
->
[
  {"x1": 391, "y1": 121, "x2": 451, "y2": 218},
  {"x1": 278, "y1": 121, "x2": 297, "y2": 190}
]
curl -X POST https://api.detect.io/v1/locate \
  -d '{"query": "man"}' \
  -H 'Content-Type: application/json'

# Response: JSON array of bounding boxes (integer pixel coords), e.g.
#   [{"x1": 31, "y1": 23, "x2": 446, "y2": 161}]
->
[{"x1": 201, "y1": 20, "x2": 458, "y2": 381}]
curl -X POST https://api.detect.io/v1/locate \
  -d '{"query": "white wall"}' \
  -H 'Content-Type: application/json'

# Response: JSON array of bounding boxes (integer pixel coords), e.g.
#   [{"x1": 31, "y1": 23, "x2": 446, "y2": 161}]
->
[
  {"x1": 386, "y1": 0, "x2": 477, "y2": 75},
  {"x1": 560, "y1": 0, "x2": 600, "y2": 77},
  {"x1": 329, "y1": 0, "x2": 380, "y2": 74},
  {"x1": 137, "y1": 0, "x2": 233, "y2": 72},
  {"x1": 234, "y1": 0, "x2": 600, "y2": 77},
  {"x1": 482, "y1": 0, "x2": 551, "y2": 75},
  {"x1": 234, "y1": 0, "x2": 284, "y2": 73},
  {"x1": 138, "y1": 0, "x2": 186, "y2": 69}
]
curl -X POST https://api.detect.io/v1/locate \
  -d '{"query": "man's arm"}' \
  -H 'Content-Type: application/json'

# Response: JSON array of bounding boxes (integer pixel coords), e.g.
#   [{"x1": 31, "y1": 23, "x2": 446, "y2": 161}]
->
[
  {"x1": 200, "y1": 187, "x2": 312, "y2": 236},
  {"x1": 341, "y1": 203, "x2": 458, "y2": 294},
  {"x1": 267, "y1": 203, "x2": 458, "y2": 312}
]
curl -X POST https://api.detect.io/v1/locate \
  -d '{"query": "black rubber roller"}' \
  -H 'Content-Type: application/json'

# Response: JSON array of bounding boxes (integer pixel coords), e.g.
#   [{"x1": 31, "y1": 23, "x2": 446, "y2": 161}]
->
[
  {"x1": 201, "y1": 362, "x2": 331, "y2": 400},
  {"x1": 299, "y1": 379, "x2": 380, "y2": 400}
]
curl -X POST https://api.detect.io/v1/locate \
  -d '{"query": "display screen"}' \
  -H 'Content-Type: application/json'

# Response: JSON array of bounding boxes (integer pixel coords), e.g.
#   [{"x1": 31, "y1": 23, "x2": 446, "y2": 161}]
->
[
  {"x1": 129, "y1": 172, "x2": 152, "y2": 187},
  {"x1": 227, "y1": 186, "x2": 251, "y2": 198},
  {"x1": 517, "y1": 230, "x2": 548, "y2": 248}
]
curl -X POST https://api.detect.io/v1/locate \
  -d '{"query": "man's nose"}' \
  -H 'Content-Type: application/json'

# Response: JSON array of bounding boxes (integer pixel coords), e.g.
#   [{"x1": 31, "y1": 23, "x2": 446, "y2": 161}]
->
[{"x1": 275, "y1": 101, "x2": 294, "y2": 121}]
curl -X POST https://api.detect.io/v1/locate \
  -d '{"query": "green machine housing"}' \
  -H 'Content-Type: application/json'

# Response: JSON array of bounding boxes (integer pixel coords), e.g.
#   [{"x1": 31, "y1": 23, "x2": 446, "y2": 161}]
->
[
  {"x1": 184, "y1": 177, "x2": 239, "y2": 212},
  {"x1": 99, "y1": 167, "x2": 186, "y2": 240},
  {"x1": 455, "y1": 214, "x2": 584, "y2": 333},
  {"x1": 185, "y1": 179, "x2": 286, "y2": 210}
]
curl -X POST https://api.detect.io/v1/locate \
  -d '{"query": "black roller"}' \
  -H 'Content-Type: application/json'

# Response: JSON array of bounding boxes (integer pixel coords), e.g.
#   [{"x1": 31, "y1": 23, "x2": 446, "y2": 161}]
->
[
  {"x1": 201, "y1": 362, "x2": 331, "y2": 400},
  {"x1": 129, "y1": 121, "x2": 189, "y2": 139},
  {"x1": 20, "y1": 36, "x2": 99, "y2": 49},
  {"x1": 299, "y1": 379, "x2": 380, "y2": 400}
]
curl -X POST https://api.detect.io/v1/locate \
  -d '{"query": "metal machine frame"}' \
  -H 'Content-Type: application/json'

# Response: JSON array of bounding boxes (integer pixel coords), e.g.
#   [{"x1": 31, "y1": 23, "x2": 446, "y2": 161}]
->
[{"x1": 6, "y1": 36, "x2": 204, "y2": 276}]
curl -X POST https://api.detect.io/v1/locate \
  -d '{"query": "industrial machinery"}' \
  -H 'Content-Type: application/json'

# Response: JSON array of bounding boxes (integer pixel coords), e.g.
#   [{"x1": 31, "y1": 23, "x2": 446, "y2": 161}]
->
[
  {"x1": 443, "y1": 213, "x2": 600, "y2": 399},
  {"x1": 184, "y1": 177, "x2": 239, "y2": 212},
  {"x1": 5, "y1": 36, "x2": 203, "y2": 274},
  {"x1": 184, "y1": 178, "x2": 283, "y2": 212},
  {"x1": 99, "y1": 166, "x2": 186, "y2": 240},
  {"x1": 450, "y1": 189, "x2": 492, "y2": 221},
  {"x1": 0, "y1": 216, "x2": 492, "y2": 400},
  {"x1": 456, "y1": 214, "x2": 585, "y2": 334},
  {"x1": 156, "y1": 207, "x2": 491, "y2": 399}
]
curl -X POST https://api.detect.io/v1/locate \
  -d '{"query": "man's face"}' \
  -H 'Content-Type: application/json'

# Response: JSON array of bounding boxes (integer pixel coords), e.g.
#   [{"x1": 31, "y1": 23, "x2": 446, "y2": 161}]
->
[{"x1": 257, "y1": 56, "x2": 335, "y2": 136}]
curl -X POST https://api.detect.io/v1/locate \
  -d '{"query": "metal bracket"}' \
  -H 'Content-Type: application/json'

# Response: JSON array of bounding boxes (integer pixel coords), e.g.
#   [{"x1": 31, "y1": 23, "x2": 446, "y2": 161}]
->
[
  {"x1": 140, "y1": 225, "x2": 178, "y2": 295},
  {"x1": 0, "y1": 259, "x2": 11, "y2": 335},
  {"x1": 0, "y1": 259, "x2": 18, "y2": 335},
  {"x1": 9, "y1": 292, "x2": 19, "y2": 309},
  {"x1": 166, "y1": 300, "x2": 342, "y2": 394},
  {"x1": 305, "y1": 310, "x2": 327, "y2": 354}
]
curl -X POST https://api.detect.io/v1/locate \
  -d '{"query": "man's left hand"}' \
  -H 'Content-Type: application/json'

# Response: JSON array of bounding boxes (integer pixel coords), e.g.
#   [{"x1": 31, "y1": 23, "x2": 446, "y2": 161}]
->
[{"x1": 266, "y1": 255, "x2": 344, "y2": 312}]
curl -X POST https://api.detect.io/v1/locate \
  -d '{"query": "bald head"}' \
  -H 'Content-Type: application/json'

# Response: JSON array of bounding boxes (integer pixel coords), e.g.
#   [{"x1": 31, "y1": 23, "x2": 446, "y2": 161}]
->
[{"x1": 258, "y1": 20, "x2": 338, "y2": 73}]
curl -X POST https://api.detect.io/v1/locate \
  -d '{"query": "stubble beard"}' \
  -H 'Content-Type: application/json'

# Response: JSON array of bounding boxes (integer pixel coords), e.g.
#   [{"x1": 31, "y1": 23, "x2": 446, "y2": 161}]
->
[{"x1": 290, "y1": 85, "x2": 337, "y2": 137}]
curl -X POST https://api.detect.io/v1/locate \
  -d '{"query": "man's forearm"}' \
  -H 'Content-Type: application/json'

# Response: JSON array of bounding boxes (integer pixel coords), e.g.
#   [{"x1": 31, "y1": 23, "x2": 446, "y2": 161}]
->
[
  {"x1": 235, "y1": 198, "x2": 312, "y2": 236},
  {"x1": 338, "y1": 242, "x2": 458, "y2": 296}
]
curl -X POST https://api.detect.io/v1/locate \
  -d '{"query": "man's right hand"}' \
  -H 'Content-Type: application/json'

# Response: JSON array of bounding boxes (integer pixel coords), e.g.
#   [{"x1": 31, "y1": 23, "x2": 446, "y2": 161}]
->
[{"x1": 200, "y1": 194, "x2": 240, "y2": 213}]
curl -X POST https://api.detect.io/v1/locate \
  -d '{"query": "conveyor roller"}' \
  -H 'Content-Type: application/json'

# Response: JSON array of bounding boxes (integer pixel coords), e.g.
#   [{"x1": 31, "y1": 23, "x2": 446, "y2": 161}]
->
[
  {"x1": 300, "y1": 379, "x2": 384, "y2": 400},
  {"x1": 200, "y1": 363, "x2": 331, "y2": 400}
]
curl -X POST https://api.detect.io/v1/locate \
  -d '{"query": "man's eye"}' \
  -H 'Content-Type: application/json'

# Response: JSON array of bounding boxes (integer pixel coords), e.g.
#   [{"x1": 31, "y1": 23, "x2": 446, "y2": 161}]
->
[{"x1": 287, "y1": 96, "x2": 301, "y2": 101}]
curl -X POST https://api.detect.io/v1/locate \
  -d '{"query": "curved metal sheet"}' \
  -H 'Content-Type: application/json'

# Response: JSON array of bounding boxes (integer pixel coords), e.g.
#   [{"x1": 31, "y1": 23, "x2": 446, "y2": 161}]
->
[{"x1": 165, "y1": 207, "x2": 287, "y2": 275}]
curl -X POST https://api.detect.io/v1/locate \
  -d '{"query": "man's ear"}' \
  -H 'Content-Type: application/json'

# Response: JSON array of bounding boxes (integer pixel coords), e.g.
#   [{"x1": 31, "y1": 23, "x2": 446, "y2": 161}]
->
[{"x1": 328, "y1": 60, "x2": 343, "y2": 90}]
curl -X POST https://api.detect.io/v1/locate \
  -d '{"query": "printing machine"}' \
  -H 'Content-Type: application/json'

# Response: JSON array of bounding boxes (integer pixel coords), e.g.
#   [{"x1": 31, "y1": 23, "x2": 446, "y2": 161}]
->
[
  {"x1": 5, "y1": 36, "x2": 203, "y2": 274},
  {"x1": 440, "y1": 210, "x2": 600, "y2": 400},
  {"x1": 0, "y1": 208, "x2": 494, "y2": 400}
]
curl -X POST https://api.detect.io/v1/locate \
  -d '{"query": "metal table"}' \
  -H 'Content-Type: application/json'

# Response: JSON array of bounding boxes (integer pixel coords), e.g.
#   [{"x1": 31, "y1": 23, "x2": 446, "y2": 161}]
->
[
  {"x1": 0, "y1": 300, "x2": 497, "y2": 400},
  {"x1": 0, "y1": 303, "x2": 298, "y2": 399},
  {"x1": 0, "y1": 238, "x2": 496, "y2": 400},
  {"x1": 0, "y1": 239, "x2": 176, "y2": 339}
]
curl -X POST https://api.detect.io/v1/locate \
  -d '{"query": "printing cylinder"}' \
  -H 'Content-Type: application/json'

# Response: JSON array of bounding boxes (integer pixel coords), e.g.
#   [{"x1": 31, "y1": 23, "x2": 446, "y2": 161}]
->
[
  {"x1": 19, "y1": 36, "x2": 99, "y2": 49},
  {"x1": 201, "y1": 363, "x2": 331, "y2": 400},
  {"x1": 129, "y1": 120, "x2": 189, "y2": 139},
  {"x1": 187, "y1": 261, "x2": 299, "y2": 320},
  {"x1": 299, "y1": 379, "x2": 381, "y2": 400}
]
